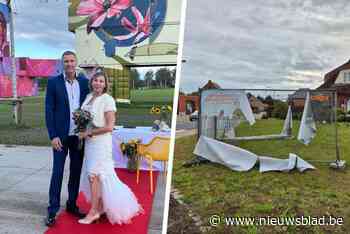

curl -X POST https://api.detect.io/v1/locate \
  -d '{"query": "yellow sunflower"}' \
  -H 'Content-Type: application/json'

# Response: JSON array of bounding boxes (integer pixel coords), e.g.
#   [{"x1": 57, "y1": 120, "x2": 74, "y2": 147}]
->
[
  {"x1": 120, "y1": 143, "x2": 126, "y2": 151},
  {"x1": 150, "y1": 106, "x2": 156, "y2": 114}
]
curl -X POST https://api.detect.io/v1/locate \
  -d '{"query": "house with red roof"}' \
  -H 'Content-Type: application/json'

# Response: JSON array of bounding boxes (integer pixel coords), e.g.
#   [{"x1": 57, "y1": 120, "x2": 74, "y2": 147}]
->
[{"x1": 317, "y1": 59, "x2": 350, "y2": 111}]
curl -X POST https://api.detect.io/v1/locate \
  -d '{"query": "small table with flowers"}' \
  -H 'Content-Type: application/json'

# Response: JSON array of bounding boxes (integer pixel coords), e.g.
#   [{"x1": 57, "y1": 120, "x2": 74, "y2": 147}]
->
[{"x1": 112, "y1": 126, "x2": 171, "y2": 171}]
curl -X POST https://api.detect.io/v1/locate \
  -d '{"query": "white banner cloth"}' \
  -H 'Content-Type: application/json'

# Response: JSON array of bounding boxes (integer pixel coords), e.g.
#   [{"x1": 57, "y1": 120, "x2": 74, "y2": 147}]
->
[
  {"x1": 201, "y1": 89, "x2": 255, "y2": 125},
  {"x1": 194, "y1": 136, "x2": 258, "y2": 171},
  {"x1": 298, "y1": 92, "x2": 316, "y2": 145},
  {"x1": 259, "y1": 153, "x2": 314, "y2": 172},
  {"x1": 281, "y1": 105, "x2": 293, "y2": 136},
  {"x1": 194, "y1": 136, "x2": 315, "y2": 173}
]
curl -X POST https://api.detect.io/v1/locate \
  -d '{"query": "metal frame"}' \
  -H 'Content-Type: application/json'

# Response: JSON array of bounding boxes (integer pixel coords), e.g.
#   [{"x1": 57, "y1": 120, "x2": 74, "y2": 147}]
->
[
  {"x1": 198, "y1": 88, "x2": 300, "y2": 140},
  {"x1": 124, "y1": 63, "x2": 177, "y2": 68},
  {"x1": 188, "y1": 88, "x2": 344, "y2": 168}
]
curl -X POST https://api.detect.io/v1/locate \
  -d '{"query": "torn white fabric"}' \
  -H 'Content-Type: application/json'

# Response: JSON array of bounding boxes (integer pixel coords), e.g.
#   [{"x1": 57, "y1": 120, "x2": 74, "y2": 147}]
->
[
  {"x1": 295, "y1": 154, "x2": 316, "y2": 172},
  {"x1": 193, "y1": 136, "x2": 315, "y2": 173},
  {"x1": 200, "y1": 89, "x2": 255, "y2": 125},
  {"x1": 259, "y1": 154, "x2": 296, "y2": 172},
  {"x1": 193, "y1": 136, "x2": 258, "y2": 171},
  {"x1": 298, "y1": 92, "x2": 316, "y2": 145},
  {"x1": 259, "y1": 153, "x2": 315, "y2": 172},
  {"x1": 281, "y1": 105, "x2": 293, "y2": 136}
]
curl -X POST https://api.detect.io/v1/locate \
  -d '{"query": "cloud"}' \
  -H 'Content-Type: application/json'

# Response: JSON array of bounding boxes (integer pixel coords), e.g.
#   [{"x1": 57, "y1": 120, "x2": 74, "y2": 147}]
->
[
  {"x1": 8, "y1": 0, "x2": 74, "y2": 58},
  {"x1": 180, "y1": 0, "x2": 350, "y2": 93}
]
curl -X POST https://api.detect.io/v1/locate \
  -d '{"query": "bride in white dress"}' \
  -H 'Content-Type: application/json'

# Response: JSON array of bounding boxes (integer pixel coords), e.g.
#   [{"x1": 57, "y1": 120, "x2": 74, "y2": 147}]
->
[{"x1": 78, "y1": 72, "x2": 143, "y2": 224}]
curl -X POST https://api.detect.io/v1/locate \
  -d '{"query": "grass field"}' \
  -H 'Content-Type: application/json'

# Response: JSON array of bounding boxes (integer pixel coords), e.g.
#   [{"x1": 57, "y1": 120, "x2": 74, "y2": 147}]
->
[
  {"x1": 0, "y1": 88, "x2": 174, "y2": 146},
  {"x1": 172, "y1": 119, "x2": 350, "y2": 233},
  {"x1": 130, "y1": 88, "x2": 174, "y2": 103}
]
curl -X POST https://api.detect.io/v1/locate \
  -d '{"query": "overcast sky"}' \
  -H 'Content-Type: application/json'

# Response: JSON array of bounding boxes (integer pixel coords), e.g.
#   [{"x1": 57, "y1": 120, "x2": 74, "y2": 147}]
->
[
  {"x1": 7, "y1": 0, "x2": 350, "y2": 87},
  {"x1": 6, "y1": 0, "x2": 166, "y2": 78},
  {"x1": 8, "y1": 0, "x2": 74, "y2": 59},
  {"x1": 180, "y1": 0, "x2": 350, "y2": 93}
]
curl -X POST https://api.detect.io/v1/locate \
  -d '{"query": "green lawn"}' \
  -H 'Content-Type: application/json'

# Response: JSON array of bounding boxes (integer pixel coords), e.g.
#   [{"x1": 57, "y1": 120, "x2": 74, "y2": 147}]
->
[
  {"x1": 0, "y1": 88, "x2": 174, "y2": 146},
  {"x1": 173, "y1": 119, "x2": 350, "y2": 233},
  {"x1": 130, "y1": 88, "x2": 174, "y2": 103}
]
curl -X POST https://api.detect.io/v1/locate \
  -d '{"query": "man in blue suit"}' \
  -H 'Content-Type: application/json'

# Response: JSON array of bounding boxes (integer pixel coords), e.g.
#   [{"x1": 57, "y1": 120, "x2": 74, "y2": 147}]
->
[{"x1": 45, "y1": 51, "x2": 90, "y2": 226}]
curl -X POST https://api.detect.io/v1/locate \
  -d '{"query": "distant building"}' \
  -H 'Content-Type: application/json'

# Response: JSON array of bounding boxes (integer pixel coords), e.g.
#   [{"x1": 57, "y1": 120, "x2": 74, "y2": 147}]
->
[
  {"x1": 247, "y1": 94, "x2": 268, "y2": 113},
  {"x1": 178, "y1": 95, "x2": 199, "y2": 115},
  {"x1": 288, "y1": 88, "x2": 334, "y2": 122},
  {"x1": 178, "y1": 81, "x2": 273, "y2": 115},
  {"x1": 288, "y1": 88, "x2": 310, "y2": 111},
  {"x1": 289, "y1": 58, "x2": 350, "y2": 113},
  {"x1": 178, "y1": 80, "x2": 221, "y2": 114},
  {"x1": 200, "y1": 79, "x2": 221, "y2": 90},
  {"x1": 0, "y1": 58, "x2": 61, "y2": 98},
  {"x1": 317, "y1": 59, "x2": 350, "y2": 111},
  {"x1": 0, "y1": 4, "x2": 61, "y2": 98}
]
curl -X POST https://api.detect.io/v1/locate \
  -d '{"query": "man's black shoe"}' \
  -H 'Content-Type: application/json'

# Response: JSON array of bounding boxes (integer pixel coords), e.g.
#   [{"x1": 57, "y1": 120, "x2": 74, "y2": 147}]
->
[
  {"x1": 45, "y1": 213, "x2": 56, "y2": 227},
  {"x1": 66, "y1": 205, "x2": 86, "y2": 218}
]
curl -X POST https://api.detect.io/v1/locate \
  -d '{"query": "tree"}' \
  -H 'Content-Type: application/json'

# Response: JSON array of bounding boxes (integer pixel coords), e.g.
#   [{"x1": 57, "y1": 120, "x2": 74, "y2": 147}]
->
[
  {"x1": 264, "y1": 95, "x2": 274, "y2": 105},
  {"x1": 272, "y1": 101, "x2": 288, "y2": 119},
  {"x1": 170, "y1": 67, "x2": 176, "y2": 87},
  {"x1": 129, "y1": 68, "x2": 141, "y2": 89},
  {"x1": 264, "y1": 95, "x2": 274, "y2": 118},
  {"x1": 155, "y1": 68, "x2": 172, "y2": 88},
  {"x1": 144, "y1": 70, "x2": 154, "y2": 88},
  {"x1": 37, "y1": 77, "x2": 48, "y2": 91},
  {"x1": 257, "y1": 96, "x2": 264, "y2": 102}
]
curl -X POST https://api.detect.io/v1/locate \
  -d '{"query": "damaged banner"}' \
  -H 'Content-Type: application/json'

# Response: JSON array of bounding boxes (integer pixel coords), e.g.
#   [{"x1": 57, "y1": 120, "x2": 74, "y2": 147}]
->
[{"x1": 193, "y1": 136, "x2": 315, "y2": 173}]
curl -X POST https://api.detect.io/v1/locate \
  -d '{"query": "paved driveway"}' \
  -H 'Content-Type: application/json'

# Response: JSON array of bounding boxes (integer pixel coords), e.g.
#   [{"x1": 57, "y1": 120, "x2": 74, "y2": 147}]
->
[{"x1": 0, "y1": 145, "x2": 165, "y2": 234}]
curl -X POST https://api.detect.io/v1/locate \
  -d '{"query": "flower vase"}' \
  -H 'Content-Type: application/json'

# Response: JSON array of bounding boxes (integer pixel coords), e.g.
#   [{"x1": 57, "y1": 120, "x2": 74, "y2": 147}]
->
[{"x1": 127, "y1": 156, "x2": 138, "y2": 172}]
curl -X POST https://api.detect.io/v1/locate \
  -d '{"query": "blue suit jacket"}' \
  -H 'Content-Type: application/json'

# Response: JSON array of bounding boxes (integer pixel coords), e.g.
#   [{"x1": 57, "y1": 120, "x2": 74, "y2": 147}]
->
[{"x1": 45, "y1": 73, "x2": 90, "y2": 141}]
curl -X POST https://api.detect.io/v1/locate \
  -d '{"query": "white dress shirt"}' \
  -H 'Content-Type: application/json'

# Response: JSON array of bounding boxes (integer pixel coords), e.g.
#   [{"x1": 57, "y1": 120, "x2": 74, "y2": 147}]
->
[{"x1": 64, "y1": 74, "x2": 80, "y2": 136}]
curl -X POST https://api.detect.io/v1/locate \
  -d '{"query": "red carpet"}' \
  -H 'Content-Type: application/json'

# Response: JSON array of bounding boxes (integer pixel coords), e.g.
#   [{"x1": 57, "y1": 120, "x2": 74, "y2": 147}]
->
[{"x1": 45, "y1": 169, "x2": 158, "y2": 234}]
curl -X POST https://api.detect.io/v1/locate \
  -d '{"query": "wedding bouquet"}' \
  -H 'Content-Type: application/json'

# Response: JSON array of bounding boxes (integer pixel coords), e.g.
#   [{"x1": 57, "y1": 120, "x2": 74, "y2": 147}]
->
[
  {"x1": 120, "y1": 139, "x2": 141, "y2": 171},
  {"x1": 72, "y1": 108, "x2": 93, "y2": 150}
]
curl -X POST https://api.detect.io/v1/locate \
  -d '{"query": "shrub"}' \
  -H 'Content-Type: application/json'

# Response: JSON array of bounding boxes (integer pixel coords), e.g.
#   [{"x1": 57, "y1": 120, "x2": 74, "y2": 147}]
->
[
  {"x1": 261, "y1": 113, "x2": 268, "y2": 119},
  {"x1": 337, "y1": 108, "x2": 346, "y2": 122},
  {"x1": 293, "y1": 112, "x2": 302, "y2": 120},
  {"x1": 271, "y1": 101, "x2": 288, "y2": 119}
]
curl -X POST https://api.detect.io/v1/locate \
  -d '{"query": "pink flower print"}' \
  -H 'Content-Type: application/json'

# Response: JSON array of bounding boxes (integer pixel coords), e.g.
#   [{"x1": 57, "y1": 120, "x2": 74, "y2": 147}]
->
[
  {"x1": 77, "y1": 0, "x2": 132, "y2": 33},
  {"x1": 114, "y1": 6, "x2": 151, "y2": 43}
]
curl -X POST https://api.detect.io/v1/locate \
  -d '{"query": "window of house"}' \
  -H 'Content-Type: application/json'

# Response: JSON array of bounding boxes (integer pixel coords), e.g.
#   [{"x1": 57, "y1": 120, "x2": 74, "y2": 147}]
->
[{"x1": 344, "y1": 71, "x2": 350, "y2": 83}]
